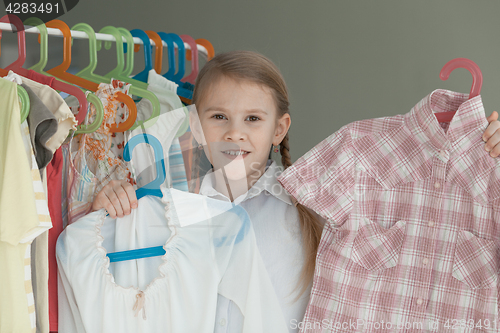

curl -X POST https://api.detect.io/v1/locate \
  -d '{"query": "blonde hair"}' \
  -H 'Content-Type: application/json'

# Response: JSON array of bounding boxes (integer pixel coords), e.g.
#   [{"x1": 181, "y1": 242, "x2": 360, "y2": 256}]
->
[{"x1": 190, "y1": 50, "x2": 323, "y2": 297}]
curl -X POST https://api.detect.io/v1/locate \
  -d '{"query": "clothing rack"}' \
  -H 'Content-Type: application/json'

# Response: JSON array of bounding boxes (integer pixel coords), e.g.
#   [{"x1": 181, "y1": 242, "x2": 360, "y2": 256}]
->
[{"x1": 0, "y1": 23, "x2": 209, "y2": 57}]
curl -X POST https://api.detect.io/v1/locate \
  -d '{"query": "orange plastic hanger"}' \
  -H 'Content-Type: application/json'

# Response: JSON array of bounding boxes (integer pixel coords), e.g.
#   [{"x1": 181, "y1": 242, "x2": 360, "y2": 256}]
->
[
  {"x1": 109, "y1": 92, "x2": 137, "y2": 132},
  {"x1": 145, "y1": 30, "x2": 163, "y2": 74},
  {"x1": 186, "y1": 38, "x2": 215, "y2": 61},
  {"x1": 70, "y1": 23, "x2": 137, "y2": 132},
  {"x1": 45, "y1": 20, "x2": 137, "y2": 130},
  {"x1": 44, "y1": 20, "x2": 99, "y2": 91}
]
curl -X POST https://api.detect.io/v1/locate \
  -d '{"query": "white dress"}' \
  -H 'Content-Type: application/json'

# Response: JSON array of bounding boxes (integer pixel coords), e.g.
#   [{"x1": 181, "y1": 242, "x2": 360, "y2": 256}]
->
[
  {"x1": 203, "y1": 160, "x2": 312, "y2": 333},
  {"x1": 57, "y1": 187, "x2": 288, "y2": 333}
]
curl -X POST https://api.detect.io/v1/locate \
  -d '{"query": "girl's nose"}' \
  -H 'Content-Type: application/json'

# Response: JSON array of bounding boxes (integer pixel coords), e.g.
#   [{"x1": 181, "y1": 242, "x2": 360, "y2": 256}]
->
[{"x1": 224, "y1": 123, "x2": 247, "y2": 142}]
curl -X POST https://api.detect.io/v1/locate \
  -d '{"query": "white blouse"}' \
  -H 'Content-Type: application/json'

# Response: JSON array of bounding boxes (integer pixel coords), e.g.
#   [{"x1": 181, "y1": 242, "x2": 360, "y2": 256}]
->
[
  {"x1": 201, "y1": 160, "x2": 312, "y2": 333},
  {"x1": 57, "y1": 187, "x2": 288, "y2": 333}
]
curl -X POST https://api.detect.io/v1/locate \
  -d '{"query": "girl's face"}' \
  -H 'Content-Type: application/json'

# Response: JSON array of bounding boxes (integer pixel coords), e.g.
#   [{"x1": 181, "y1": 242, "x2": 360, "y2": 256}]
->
[{"x1": 191, "y1": 76, "x2": 290, "y2": 186}]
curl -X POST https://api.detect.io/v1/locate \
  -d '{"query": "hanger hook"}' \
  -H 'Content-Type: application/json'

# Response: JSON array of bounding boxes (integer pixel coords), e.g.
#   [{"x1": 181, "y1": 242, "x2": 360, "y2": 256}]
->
[{"x1": 439, "y1": 58, "x2": 482, "y2": 99}]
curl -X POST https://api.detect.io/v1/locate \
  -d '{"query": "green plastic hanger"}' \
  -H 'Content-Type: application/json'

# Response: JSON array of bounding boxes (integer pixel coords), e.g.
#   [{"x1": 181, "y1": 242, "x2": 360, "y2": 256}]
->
[
  {"x1": 97, "y1": 26, "x2": 148, "y2": 90},
  {"x1": 23, "y1": 18, "x2": 104, "y2": 134},
  {"x1": 71, "y1": 23, "x2": 138, "y2": 133},
  {"x1": 113, "y1": 27, "x2": 147, "y2": 89},
  {"x1": 23, "y1": 17, "x2": 47, "y2": 73},
  {"x1": 17, "y1": 85, "x2": 30, "y2": 123},
  {"x1": 74, "y1": 93, "x2": 104, "y2": 133},
  {"x1": 73, "y1": 93, "x2": 105, "y2": 134},
  {"x1": 72, "y1": 22, "x2": 106, "y2": 83},
  {"x1": 95, "y1": 26, "x2": 159, "y2": 130},
  {"x1": 118, "y1": 27, "x2": 188, "y2": 138}
]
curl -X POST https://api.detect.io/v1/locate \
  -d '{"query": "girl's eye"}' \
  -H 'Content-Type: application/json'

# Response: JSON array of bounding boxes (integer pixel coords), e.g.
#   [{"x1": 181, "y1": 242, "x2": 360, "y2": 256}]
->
[
  {"x1": 213, "y1": 114, "x2": 226, "y2": 120},
  {"x1": 247, "y1": 116, "x2": 260, "y2": 121}
]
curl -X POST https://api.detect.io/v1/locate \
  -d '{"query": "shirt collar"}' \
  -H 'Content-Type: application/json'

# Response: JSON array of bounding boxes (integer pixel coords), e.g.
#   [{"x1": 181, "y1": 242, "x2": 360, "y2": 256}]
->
[
  {"x1": 199, "y1": 159, "x2": 293, "y2": 206},
  {"x1": 406, "y1": 89, "x2": 488, "y2": 151}
]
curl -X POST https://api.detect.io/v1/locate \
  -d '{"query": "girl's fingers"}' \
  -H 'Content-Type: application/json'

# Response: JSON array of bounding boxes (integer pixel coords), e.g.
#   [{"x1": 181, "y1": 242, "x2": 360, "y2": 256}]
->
[
  {"x1": 487, "y1": 131, "x2": 500, "y2": 157},
  {"x1": 92, "y1": 180, "x2": 136, "y2": 218},
  {"x1": 122, "y1": 182, "x2": 138, "y2": 209},
  {"x1": 113, "y1": 182, "x2": 132, "y2": 216},
  {"x1": 104, "y1": 186, "x2": 124, "y2": 218},
  {"x1": 92, "y1": 187, "x2": 110, "y2": 213},
  {"x1": 486, "y1": 111, "x2": 499, "y2": 123},
  {"x1": 483, "y1": 119, "x2": 500, "y2": 142}
]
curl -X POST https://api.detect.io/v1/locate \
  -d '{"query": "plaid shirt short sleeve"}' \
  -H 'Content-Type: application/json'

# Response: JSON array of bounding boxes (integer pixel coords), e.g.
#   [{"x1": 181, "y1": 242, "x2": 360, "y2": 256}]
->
[
  {"x1": 278, "y1": 90, "x2": 500, "y2": 333},
  {"x1": 279, "y1": 125, "x2": 355, "y2": 225}
]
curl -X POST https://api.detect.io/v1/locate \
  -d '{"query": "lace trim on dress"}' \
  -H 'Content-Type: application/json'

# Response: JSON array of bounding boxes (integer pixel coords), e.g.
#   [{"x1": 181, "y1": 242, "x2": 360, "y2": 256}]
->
[{"x1": 93, "y1": 186, "x2": 180, "y2": 299}]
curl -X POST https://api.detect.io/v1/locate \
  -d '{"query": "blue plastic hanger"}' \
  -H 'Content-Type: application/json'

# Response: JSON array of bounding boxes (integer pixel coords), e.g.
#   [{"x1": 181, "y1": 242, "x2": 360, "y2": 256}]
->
[
  {"x1": 160, "y1": 32, "x2": 194, "y2": 101},
  {"x1": 157, "y1": 32, "x2": 176, "y2": 80},
  {"x1": 156, "y1": 32, "x2": 193, "y2": 100},
  {"x1": 124, "y1": 133, "x2": 165, "y2": 199},
  {"x1": 106, "y1": 133, "x2": 167, "y2": 262},
  {"x1": 130, "y1": 29, "x2": 153, "y2": 83},
  {"x1": 165, "y1": 33, "x2": 186, "y2": 83}
]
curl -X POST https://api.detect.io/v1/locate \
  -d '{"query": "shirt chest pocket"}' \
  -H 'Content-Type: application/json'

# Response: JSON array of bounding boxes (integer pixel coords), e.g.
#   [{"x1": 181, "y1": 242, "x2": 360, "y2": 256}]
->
[
  {"x1": 452, "y1": 230, "x2": 499, "y2": 290},
  {"x1": 351, "y1": 218, "x2": 406, "y2": 271}
]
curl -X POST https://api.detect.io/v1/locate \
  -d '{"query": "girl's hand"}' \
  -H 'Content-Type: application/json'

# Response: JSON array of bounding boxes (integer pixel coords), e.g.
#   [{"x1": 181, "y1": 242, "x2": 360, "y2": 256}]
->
[
  {"x1": 92, "y1": 180, "x2": 138, "y2": 218},
  {"x1": 483, "y1": 111, "x2": 500, "y2": 157}
]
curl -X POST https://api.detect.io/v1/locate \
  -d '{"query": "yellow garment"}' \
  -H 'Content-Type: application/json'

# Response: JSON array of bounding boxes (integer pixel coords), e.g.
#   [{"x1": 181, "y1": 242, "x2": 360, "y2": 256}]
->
[
  {"x1": 33, "y1": 173, "x2": 50, "y2": 333},
  {"x1": 0, "y1": 79, "x2": 39, "y2": 332},
  {"x1": 19, "y1": 119, "x2": 52, "y2": 333}
]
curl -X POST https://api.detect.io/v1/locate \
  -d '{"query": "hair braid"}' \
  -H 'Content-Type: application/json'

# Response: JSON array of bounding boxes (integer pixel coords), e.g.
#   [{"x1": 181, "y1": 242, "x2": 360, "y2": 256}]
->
[
  {"x1": 279, "y1": 133, "x2": 291, "y2": 169},
  {"x1": 280, "y1": 135, "x2": 324, "y2": 298}
]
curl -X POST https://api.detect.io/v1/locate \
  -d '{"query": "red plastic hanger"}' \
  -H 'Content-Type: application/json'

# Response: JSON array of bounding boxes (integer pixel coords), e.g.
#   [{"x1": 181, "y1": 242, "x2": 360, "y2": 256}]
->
[
  {"x1": 436, "y1": 58, "x2": 483, "y2": 123},
  {"x1": 180, "y1": 34, "x2": 199, "y2": 84},
  {"x1": 0, "y1": 16, "x2": 13, "y2": 76},
  {"x1": 0, "y1": 14, "x2": 89, "y2": 123}
]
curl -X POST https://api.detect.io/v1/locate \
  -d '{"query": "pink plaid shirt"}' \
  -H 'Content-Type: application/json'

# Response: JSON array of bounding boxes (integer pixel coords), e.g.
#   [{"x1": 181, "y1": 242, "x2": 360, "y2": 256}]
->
[{"x1": 278, "y1": 90, "x2": 500, "y2": 333}]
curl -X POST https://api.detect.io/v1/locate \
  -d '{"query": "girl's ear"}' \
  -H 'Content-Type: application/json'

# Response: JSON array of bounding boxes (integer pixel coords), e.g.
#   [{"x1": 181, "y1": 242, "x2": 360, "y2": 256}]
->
[
  {"x1": 273, "y1": 113, "x2": 291, "y2": 146},
  {"x1": 189, "y1": 108, "x2": 206, "y2": 146}
]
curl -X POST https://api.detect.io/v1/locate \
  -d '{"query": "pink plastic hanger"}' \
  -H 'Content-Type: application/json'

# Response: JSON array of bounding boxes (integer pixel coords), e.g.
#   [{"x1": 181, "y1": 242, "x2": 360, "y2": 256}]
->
[
  {"x1": 186, "y1": 38, "x2": 215, "y2": 61},
  {"x1": 0, "y1": 14, "x2": 88, "y2": 122},
  {"x1": 180, "y1": 34, "x2": 199, "y2": 84},
  {"x1": 436, "y1": 58, "x2": 483, "y2": 123},
  {"x1": 0, "y1": 14, "x2": 27, "y2": 75}
]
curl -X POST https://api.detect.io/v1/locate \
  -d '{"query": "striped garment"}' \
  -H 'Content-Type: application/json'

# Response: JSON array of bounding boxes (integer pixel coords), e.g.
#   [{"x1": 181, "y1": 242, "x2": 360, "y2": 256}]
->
[
  {"x1": 278, "y1": 90, "x2": 500, "y2": 333},
  {"x1": 168, "y1": 138, "x2": 188, "y2": 192},
  {"x1": 20, "y1": 120, "x2": 52, "y2": 332}
]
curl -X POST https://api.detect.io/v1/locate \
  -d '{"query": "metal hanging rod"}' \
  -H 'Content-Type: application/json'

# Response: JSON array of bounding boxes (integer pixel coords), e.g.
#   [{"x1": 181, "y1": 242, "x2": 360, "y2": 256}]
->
[{"x1": 0, "y1": 23, "x2": 209, "y2": 57}]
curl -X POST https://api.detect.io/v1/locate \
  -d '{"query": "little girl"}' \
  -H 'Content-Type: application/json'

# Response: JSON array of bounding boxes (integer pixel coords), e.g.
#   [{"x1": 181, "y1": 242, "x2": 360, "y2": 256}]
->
[{"x1": 92, "y1": 51, "x2": 500, "y2": 332}]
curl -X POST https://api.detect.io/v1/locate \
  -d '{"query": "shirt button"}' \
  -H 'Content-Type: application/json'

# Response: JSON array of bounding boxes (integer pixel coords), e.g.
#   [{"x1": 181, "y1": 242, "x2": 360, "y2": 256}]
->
[
  {"x1": 220, "y1": 318, "x2": 226, "y2": 326},
  {"x1": 439, "y1": 150, "x2": 447, "y2": 157},
  {"x1": 423, "y1": 258, "x2": 429, "y2": 265},
  {"x1": 428, "y1": 221, "x2": 435, "y2": 227},
  {"x1": 417, "y1": 298, "x2": 423, "y2": 305},
  {"x1": 434, "y1": 182, "x2": 440, "y2": 189}
]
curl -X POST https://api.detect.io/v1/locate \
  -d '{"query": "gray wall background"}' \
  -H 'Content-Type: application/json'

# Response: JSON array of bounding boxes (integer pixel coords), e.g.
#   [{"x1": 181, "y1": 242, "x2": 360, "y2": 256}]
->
[{"x1": 1, "y1": 0, "x2": 499, "y2": 161}]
